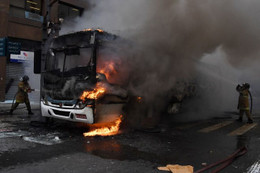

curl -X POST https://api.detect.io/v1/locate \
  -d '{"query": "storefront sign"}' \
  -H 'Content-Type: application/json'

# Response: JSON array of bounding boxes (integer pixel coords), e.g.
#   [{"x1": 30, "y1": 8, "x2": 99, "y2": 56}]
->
[
  {"x1": 8, "y1": 41, "x2": 21, "y2": 55},
  {"x1": 0, "y1": 38, "x2": 21, "y2": 56},
  {"x1": 10, "y1": 51, "x2": 34, "y2": 63}
]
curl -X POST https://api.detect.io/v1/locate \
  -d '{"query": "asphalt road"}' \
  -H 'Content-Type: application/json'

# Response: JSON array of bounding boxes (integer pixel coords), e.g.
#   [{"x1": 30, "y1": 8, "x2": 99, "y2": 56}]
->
[{"x1": 0, "y1": 108, "x2": 260, "y2": 173}]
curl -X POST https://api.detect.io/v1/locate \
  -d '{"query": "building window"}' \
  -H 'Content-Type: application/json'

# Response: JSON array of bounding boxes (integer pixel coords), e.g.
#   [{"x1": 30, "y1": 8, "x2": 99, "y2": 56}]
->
[
  {"x1": 58, "y1": 3, "x2": 82, "y2": 20},
  {"x1": 25, "y1": 0, "x2": 42, "y2": 15},
  {"x1": 9, "y1": 0, "x2": 26, "y2": 18}
]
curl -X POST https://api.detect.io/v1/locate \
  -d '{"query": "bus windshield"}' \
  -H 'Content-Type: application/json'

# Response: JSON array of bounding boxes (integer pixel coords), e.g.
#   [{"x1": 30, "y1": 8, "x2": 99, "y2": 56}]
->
[{"x1": 45, "y1": 48, "x2": 92, "y2": 73}]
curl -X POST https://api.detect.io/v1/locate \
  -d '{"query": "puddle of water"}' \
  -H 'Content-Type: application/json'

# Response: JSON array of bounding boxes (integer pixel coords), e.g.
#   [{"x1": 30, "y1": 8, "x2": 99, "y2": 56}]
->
[
  {"x1": 0, "y1": 123, "x2": 15, "y2": 128},
  {"x1": 84, "y1": 138, "x2": 161, "y2": 163},
  {"x1": 0, "y1": 129, "x2": 63, "y2": 146},
  {"x1": 22, "y1": 133, "x2": 63, "y2": 145},
  {"x1": 0, "y1": 130, "x2": 30, "y2": 139}
]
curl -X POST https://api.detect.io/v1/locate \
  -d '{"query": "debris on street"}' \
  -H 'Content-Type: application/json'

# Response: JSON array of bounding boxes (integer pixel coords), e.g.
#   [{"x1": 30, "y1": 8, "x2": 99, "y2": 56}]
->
[{"x1": 158, "y1": 164, "x2": 194, "y2": 173}]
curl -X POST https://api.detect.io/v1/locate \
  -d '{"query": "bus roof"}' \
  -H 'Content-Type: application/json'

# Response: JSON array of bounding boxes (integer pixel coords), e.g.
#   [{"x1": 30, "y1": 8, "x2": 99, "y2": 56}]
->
[{"x1": 50, "y1": 30, "x2": 117, "y2": 50}]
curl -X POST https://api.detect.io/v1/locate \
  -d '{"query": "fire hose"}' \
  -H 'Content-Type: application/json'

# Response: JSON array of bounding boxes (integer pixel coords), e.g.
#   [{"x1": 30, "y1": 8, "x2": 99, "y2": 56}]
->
[
  {"x1": 249, "y1": 90, "x2": 253, "y2": 114},
  {"x1": 194, "y1": 146, "x2": 248, "y2": 173},
  {"x1": 11, "y1": 92, "x2": 18, "y2": 110}
]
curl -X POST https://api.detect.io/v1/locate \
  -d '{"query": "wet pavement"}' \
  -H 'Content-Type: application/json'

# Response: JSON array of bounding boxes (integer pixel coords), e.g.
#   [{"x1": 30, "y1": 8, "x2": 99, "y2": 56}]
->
[{"x1": 0, "y1": 107, "x2": 260, "y2": 173}]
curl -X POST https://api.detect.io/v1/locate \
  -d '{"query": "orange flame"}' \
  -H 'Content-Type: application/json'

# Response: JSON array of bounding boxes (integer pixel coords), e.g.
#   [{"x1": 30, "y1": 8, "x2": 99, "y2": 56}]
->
[
  {"x1": 137, "y1": 97, "x2": 142, "y2": 103},
  {"x1": 96, "y1": 29, "x2": 104, "y2": 33},
  {"x1": 83, "y1": 115, "x2": 123, "y2": 137},
  {"x1": 83, "y1": 28, "x2": 92, "y2": 32},
  {"x1": 97, "y1": 61, "x2": 118, "y2": 82},
  {"x1": 80, "y1": 84, "x2": 106, "y2": 100}
]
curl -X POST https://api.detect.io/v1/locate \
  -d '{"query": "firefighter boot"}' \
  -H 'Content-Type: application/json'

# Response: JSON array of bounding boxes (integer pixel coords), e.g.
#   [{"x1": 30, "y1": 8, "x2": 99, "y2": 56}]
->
[
  {"x1": 236, "y1": 117, "x2": 243, "y2": 122},
  {"x1": 247, "y1": 119, "x2": 253, "y2": 124},
  {"x1": 9, "y1": 102, "x2": 19, "y2": 115},
  {"x1": 28, "y1": 111, "x2": 34, "y2": 116},
  {"x1": 25, "y1": 101, "x2": 33, "y2": 116}
]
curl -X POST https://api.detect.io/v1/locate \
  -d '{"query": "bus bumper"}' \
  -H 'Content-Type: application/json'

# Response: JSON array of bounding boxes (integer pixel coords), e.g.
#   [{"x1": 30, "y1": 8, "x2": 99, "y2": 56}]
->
[{"x1": 41, "y1": 102, "x2": 94, "y2": 124}]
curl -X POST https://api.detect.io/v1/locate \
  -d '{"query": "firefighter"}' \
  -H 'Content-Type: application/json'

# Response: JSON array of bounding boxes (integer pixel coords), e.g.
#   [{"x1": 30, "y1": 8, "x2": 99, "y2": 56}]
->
[
  {"x1": 10, "y1": 75, "x2": 34, "y2": 116},
  {"x1": 236, "y1": 83, "x2": 253, "y2": 123}
]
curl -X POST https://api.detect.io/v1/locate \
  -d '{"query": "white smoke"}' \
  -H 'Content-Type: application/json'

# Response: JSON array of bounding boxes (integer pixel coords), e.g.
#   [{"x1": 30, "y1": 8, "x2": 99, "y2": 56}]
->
[{"x1": 60, "y1": 0, "x2": 260, "y2": 116}]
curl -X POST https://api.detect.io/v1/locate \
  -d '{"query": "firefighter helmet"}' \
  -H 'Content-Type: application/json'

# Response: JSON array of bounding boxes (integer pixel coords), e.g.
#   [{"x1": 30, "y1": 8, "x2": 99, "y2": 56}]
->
[
  {"x1": 243, "y1": 83, "x2": 250, "y2": 89},
  {"x1": 22, "y1": 75, "x2": 29, "y2": 82}
]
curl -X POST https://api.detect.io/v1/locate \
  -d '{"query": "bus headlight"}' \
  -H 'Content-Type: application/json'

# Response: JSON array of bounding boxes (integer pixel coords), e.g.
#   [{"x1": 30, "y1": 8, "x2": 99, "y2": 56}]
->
[
  {"x1": 42, "y1": 98, "x2": 49, "y2": 105},
  {"x1": 76, "y1": 101, "x2": 87, "y2": 109}
]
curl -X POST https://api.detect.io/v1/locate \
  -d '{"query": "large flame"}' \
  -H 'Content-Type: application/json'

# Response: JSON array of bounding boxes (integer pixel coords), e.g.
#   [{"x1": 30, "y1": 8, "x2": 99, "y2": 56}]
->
[
  {"x1": 83, "y1": 115, "x2": 123, "y2": 137},
  {"x1": 80, "y1": 84, "x2": 106, "y2": 100},
  {"x1": 97, "y1": 61, "x2": 118, "y2": 82}
]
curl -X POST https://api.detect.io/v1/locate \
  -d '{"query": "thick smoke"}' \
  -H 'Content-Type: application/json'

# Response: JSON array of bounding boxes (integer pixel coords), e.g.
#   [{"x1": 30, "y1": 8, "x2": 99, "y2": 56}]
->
[{"x1": 60, "y1": 0, "x2": 260, "y2": 118}]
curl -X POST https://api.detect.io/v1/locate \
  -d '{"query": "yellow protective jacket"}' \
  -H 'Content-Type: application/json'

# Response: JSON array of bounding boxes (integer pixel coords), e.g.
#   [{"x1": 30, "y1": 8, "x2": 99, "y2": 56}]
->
[
  {"x1": 238, "y1": 89, "x2": 250, "y2": 111},
  {"x1": 15, "y1": 81, "x2": 31, "y2": 103}
]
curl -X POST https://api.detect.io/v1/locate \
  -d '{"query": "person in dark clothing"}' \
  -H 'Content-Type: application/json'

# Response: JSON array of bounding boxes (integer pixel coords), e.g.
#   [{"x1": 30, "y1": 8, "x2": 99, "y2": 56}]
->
[
  {"x1": 10, "y1": 75, "x2": 34, "y2": 116},
  {"x1": 236, "y1": 83, "x2": 253, "y2": 123}
]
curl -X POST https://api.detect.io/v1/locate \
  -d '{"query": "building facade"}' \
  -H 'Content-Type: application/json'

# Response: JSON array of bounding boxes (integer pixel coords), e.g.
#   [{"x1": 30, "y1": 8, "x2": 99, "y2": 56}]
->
[{"x1": 0, "y1": 0, "x2": 87, "y2": 101}]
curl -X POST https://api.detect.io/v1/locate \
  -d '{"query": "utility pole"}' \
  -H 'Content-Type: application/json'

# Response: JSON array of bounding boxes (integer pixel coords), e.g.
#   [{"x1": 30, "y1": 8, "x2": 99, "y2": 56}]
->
[{"x1": 41, "y1": 0, "x2": 60, "y2": 70}]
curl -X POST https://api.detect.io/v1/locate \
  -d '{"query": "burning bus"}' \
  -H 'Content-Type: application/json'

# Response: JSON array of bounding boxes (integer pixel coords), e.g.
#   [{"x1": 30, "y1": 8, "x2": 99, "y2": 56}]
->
[{"x1": 34, "y1": 29, "x2": 128, "y2": 124}]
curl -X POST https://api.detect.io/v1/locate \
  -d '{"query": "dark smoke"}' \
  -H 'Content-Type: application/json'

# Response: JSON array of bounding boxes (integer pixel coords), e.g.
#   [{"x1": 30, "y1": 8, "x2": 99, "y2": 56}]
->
[{"x1": 60, "y1": 0, "x2": 260, "y2": 119}]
